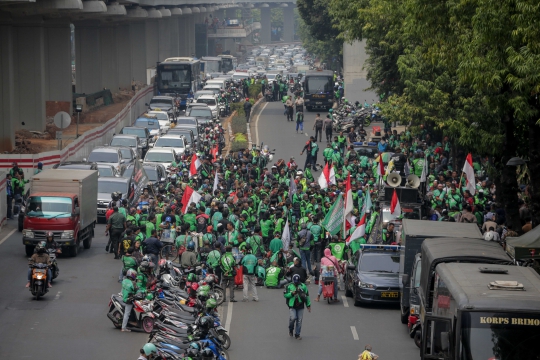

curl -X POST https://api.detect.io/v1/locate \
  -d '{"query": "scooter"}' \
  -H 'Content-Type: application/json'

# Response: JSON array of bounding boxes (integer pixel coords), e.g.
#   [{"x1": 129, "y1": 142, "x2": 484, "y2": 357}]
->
[
  {"x1": 321, "y1": 275, "x2": 336, "y2": 304},
  {"x1": 29, "y1": 263, "x2": 49, "y2": 300},
  {"x1": 410, "y1": 316, "x2": 422, "y2": 348},
  {"x1": 47, "y1": 248, "x2": 60, "y2": 282},
  {"x1": 106, "y1": 293, "x2": 155, "y2": 333}
]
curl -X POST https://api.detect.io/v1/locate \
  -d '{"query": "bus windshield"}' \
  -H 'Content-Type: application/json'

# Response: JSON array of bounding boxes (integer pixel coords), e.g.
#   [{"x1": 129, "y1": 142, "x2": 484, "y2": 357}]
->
[
  {"x1": 158, "y1": 65, "x2": 191, "y2": 91},
  {"x1": 204, "y1": 61, "x2": 221, "y2": 73},
  {"x1": 460, "y1": 312, "x2": 540, "y2": 360},
  {"x1": 305, "y1": 76, "x2": 333, "y2": 94},
  {"x1": 222, "y1": 58, "x2": 233, "y2": 73}
]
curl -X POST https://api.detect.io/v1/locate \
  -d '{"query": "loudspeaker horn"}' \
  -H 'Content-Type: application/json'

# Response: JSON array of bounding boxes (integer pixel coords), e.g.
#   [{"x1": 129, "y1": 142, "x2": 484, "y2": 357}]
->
[
  {"x1": 407, "y1": 174, "x2": 421, "y2": 189},
  {"x1": 387, "y1": 173, "x2": 402, "y2": 188}
]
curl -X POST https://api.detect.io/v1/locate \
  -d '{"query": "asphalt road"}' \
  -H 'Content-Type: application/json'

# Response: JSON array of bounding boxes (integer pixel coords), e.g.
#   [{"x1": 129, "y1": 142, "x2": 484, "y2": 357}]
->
[
  {"x1": 220, "y1": 99, "x2": 420, "y2": 360},
  {"x1": 0, "y1": 221, "x2": 146, "y2": 359}
]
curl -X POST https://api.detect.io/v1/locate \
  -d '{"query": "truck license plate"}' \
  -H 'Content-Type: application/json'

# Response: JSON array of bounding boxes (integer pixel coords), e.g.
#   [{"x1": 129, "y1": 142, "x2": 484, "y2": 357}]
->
[{"x1": 381, "y1": 292, "x2": 398, "y2": 298}]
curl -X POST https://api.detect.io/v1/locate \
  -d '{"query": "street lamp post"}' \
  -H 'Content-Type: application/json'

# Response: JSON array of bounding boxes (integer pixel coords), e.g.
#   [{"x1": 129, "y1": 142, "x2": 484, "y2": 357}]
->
[{"x1": 75, "y1": 104, "x2": 83, "y2": 138}]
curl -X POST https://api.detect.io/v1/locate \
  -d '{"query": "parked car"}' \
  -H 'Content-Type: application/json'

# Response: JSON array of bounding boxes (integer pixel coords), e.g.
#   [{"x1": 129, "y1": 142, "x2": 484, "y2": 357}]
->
[
  {"x1": 167, "y1": 128, "x2": 195, "y2": 147},
  {"x1": 119, "y1": 126, "x2": 152, "y2": 155},
  {"x1": 86, "y1": 147, "x2": 129, "y2": 172},
  {"x1": 143, "y1": 148, "x2": 177, "y2": 170},
  {"x1": 133, "y1": 116, "x2": 164, "y2": 138},
  {"x1": 53, "y1": 161, "x2": 98, "y2": 170},
  {"x1": 196, "y1": 95, "x2": 219, "y2": 120},
  {"x1": 97, "y1": 164, "x2": 120, "y2": 177},
  {"x1": 110, "y1": 134, "x2": 142, "y2": 158},
  {"x1": 96, "y1": 177, "x2": 136, "y2": 221},
  {"x1": 123, "y1": 162, "x2": 167, "y2": 189},
  {"x1": 152, "y1": 135, "x2": 187, "y2": 156},
  {"x1": 146, "y1": 96, "x2": 176, "y2": 118},
  {"x1": 146, "y1": 111, "x2": 171, "y2": 132},
  {"x1": 185, "y1": 106, "x2": 214, "y2": 126}
]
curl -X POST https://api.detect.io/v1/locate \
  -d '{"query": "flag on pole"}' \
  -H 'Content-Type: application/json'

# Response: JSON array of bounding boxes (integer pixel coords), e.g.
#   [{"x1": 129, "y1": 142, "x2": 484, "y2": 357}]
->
[
  {"x1": 317, "y1": 163, "x2": 336, "y2": 189},
  {"x1": 420, "y1": 156, "x2": 429, "y2": 193},
  {"x1": 181, "y1": 186, "x2": 202, "y2": 214},
  {"x1": 364, "y1": 188, "x2": 372, "y2": 213},
  {"x1": 189, "y1": 154, "x2": 201, "y2": 178},
  {"x1": 322, "y1": 193, "x2": 345, "y2": 235},
  {"x1": 377, "y1": 153, "x2": 385, "y2": 177},
  {"x1": 404, "y1": 161, "x2": 411, "y2": 176},
  {"x1": 288, "y1": 175, "x2": 297, "y2": 202},
  {"x1": 344, "y1": 174, "x2": 354, "y2": 230},
  {"x1": 281, "y1": 219, "x2": 290, "y2": 251},
  {"x1": 212, "y1": 171, "x2": 219, "y2": 194},
  {"x1": 346, "y1": 210, "x2": 367, "y2": 245},
  {"x1": 462, "y1": 153, "x2": 476, "y2": 195},
  {"x1": 390, "y1": 188, "x2": 401, "y2": 217}
]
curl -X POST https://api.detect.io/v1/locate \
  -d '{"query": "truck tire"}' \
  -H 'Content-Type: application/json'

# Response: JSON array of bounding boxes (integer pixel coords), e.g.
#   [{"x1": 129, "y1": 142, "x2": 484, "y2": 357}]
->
[
  {"x1": 69, "y1": 243, "x2": 79, "y2": 257},
  {"x1": 83, "y1": 229, "x2": 93, "y2": 249},
  {"x1": 26, "y1": 245, "x2": 35, "y2": 257},
  {"x1": 400, "y1": 304, "x2": 409, "y2": 324}
]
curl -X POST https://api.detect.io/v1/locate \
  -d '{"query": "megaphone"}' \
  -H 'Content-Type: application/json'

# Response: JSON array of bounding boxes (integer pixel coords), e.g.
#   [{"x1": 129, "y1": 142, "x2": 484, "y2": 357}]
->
[
  {"x1": 407, "y1": 175, "x2": 421, "y2": 189},
  {"x1": 387, "y1": 173, "x2": 402, "y2": 188}
]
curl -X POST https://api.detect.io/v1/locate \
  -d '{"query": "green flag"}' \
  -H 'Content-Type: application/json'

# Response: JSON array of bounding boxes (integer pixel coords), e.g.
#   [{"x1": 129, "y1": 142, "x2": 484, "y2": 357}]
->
[
  {"x1": 329, "y1": 242, "x2": 345, "y2": 260},
  {"x1": 322, "y1": 193, "x2": 344, "y2": 236}
]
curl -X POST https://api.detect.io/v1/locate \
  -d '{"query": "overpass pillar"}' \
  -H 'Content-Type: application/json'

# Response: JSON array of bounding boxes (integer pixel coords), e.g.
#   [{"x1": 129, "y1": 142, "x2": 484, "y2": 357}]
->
[
  {"x1": 129, "y1": 21, "x2": 147, "y2": 85},
  {"x1": 177, "y1": 16, "x2": 188, "y2": 56},
  {"x1": 170, "y1": 17, "x2": 180, "y2": 57},
  {"x1": 158, "y1": 18, "x2": 172, "y2": 61},
  {"x1": 145, "y1": 20, "x2": 159, "y2": 68},
  {"x1": 0, "y1": 24, "x2": 16, "y2": 151},
  {"x1": 75, "y1": 21, "x2": 102, "y2": 94},
  {"x1": 100, "y1": 24, "x2": 119, "y2": 92},
  {"x1": 116, "y1": 23, "x2": 131, "y2": 89},
  {"x1": 186, "y1": 15, "x2": 195, "y2": 56},
  {"x1": 283, "y1": 6, "x2": 294, "y2": 43},
  {"x1": 260, "y1": 7, "x2": 271, "y2": 44}
]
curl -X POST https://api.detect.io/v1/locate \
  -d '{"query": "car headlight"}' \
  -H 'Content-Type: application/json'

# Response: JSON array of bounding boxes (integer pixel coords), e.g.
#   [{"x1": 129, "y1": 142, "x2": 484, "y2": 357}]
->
[
  {"x1": 61, "y1": 230, "x2": 74, "y2": 239},
  {"x1": 23, "y1": 230, "x2": 34, "y2": 238},
  {"x1": 410, "y1": 305, "x2": 420, "y2": 315},
  {"x1": 359, "y1": 281, "x2": 375, "y2": 289}
]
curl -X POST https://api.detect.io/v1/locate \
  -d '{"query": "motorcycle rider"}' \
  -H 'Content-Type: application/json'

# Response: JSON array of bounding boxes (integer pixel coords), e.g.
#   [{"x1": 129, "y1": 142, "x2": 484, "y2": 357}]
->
[
  {"x1": 180, "y1": 241, "x2": 199, "y2": 268},
  {"x1": 44, "y1": 231, "x2": 61, "y2": 277},
  {"x1": 121, "y1": 268, "x2": 138, "y2": 332},
  {"x1": 26, "y1": 242, "x2": 52, "y2": 288}
]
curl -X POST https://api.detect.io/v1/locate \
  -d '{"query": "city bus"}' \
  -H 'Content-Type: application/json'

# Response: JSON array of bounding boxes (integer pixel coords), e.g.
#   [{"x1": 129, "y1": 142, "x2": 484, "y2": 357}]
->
[
  {"x1": 218, "y1": 54, "x2": 237, "y2": 74},
  {"x1": 303, "y1": 70, "x2": 334, "y2": 111},
  {"x1": 155, "y1": 57, "x2": 202, "y2": 108},
  {"x1": 200, "y1": 56, "x2": 222, "y2": 77}
]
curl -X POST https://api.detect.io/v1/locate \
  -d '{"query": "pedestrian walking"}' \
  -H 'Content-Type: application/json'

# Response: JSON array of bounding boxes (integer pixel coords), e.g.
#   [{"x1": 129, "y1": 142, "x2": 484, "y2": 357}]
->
[
  {"x1": 241, "y1": 245, "x2": 259, "y2": 301},
  {"x1": 244, "y1": 98, "x2": 252, "y2": 123},
  {"x1": 313, "y1": 114, "x2": 323, "y2": 142},
  {"x1": 284, "y1": 274, "x2": 311, "y2": 340},
  {"x1": 296, "y1": 111, "x2": 304, "y2": 133},
  {"x1": 220, "y1": 246, "x2": 237, "y2": 302},
  {"x1": 106, "y1": 206, "x2": 126, "y2": 259},
  {"x1": 323, "y1": 114, "x2": 333, "y2": 143},
  {"x1": 300, "y1": 137, "x2": 314, "y2": 171}
]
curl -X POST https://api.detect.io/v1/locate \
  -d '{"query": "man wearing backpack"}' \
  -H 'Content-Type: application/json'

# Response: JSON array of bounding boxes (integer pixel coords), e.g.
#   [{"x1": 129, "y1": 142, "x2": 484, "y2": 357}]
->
[
  {"x1": 358, "y1": 345, "x2": 379, "y2": 360},
  {"x1": 220, "y1": 246, "x2": 237, "y2": 303},
  {"x1": 247, "y1": 226, "x2": 264, "y2": 259},
  {"x1": 284, "y1": 274, "x2": 311, "y2": 340},
  {"x1": 297, "y1": 223, "x2": 313, "y2": 282},
  {"x1": 241, "y1": 245, "x2": 259, "y2": 302}
]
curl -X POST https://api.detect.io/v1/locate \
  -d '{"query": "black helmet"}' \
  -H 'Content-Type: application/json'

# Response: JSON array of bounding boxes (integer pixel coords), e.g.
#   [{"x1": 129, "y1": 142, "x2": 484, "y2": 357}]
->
[
  {"x1": 198, "y1": 316, "x2": 214, "y2": 331},
  {"x1": 46, "y1": 231, "x2": 54, "y2": 240},
  {"x1": 201, "y1": 348, "x2": 214, "y2": 359}
]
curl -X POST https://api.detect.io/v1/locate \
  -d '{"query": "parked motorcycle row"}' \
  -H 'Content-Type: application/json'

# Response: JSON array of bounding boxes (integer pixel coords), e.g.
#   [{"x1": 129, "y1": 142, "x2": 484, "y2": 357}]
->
[
  {"x1": 107, "y1": 259, "x2": 231, "y2": 359},
  {"x1": 331, "y1": 100, "x2": 382, "y2": 134}
]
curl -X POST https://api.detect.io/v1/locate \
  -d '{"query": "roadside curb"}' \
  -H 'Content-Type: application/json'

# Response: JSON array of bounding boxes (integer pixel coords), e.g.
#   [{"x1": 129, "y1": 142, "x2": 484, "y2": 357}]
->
[{"x1": 248, "y1": 96, "x2": 264, "y2": 147}]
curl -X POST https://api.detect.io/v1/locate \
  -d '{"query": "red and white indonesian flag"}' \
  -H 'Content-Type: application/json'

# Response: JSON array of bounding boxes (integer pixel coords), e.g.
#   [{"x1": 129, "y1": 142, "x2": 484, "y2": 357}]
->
[
  {"x1": 189, "y1": 154, "x2": 201, "y2": 178},
  {"x1": 344, "y1": 174, "x2": 354, "y2": 228},
  {"x1": 317, "y1": 163, "x2": 336, "y2": 189},
  {"x1": 377, "y1": 153, "x2": 385, "y2": 177},
  {"x1": 346, "y1": 211, "x2": 367, "y2": 245},
  {"x1": 462, "y1": 153, "x2": 476, "y2": 195},
  {"x1": 181, "y1": 186, "x2": 202, "y2": 214},
  {"x1": 390, "y1": 188, "x2": 401, "y2": 217}
]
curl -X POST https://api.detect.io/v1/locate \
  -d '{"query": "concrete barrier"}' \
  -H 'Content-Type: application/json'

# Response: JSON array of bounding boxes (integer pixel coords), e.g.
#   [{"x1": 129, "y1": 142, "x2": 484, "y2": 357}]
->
[{"x1": 0, "y1": 86, "x2": 154, "y2": 178}]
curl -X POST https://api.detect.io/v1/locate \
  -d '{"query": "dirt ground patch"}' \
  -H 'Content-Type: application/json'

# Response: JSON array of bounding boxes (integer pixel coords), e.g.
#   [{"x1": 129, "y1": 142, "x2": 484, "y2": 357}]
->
[{"x1": 12, "y1": 92, "x2": 135, "y2": 154}]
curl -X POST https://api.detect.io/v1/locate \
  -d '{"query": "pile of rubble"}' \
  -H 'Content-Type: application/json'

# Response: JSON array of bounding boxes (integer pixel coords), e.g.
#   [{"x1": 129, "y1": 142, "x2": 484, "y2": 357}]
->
[{"x1": 12, "y1": 129, "x2": 50, "y2": 154}]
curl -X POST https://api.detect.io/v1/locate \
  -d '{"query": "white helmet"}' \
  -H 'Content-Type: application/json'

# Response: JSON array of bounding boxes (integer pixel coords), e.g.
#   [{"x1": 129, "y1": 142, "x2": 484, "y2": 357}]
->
[{"x1": 484, "y1": 232, "x2": 495, "y2": 241}]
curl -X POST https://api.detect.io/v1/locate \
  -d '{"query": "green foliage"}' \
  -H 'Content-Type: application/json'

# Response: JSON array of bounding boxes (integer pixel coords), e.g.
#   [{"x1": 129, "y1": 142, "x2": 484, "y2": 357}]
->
[
  {"x1": 297, "y1": 0, "x2": 340, "y2": 41},
  {"x1": 252, "y1": 9, "x2": 261, "y2": 23},
  {"x1": 297, "y1": 18, "x2": 342, "y2": 70},
  {"x1": 234, "y1": 133, "x2": 247, "y2": 142},
  {"x1": 230, "y1": 103, "x2": 245, "y2": 117},
  {"x1": 231, "y1": 116, "x2": 247, "y2": 135},
  {"x1": 271, "y1": 8, "x2": 283, "y2": 28},
  {"x1": 230, "y1": 139, "x2": 248, "y2": 152},
  {"x1": 249, "y1": 84, "x2": 262, "y2": 99}
]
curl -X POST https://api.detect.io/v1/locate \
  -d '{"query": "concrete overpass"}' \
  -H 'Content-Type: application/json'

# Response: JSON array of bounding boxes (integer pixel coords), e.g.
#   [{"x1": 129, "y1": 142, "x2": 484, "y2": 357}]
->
[{"x1": 0, "y1": 0, "x2": 297, "y2": 152}]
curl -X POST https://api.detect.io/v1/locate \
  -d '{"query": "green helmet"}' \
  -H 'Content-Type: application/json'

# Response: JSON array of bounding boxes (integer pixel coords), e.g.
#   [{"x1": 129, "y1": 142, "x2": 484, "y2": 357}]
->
[
  {"x1": 328, "y1": 108, "x2": 333, "y2": 113},
  {"x1": 187, "y1": 273, "x2": 197, "y2": 282},
  {"x1": 206, "y1": 298, "x2": 218, "y2": 309},
  {"x1": 198, "y1": 284, "x2": 211, "y2": 293},
  {"x1": 142, "y1": 343, "x2": 158, "y2": 356}
]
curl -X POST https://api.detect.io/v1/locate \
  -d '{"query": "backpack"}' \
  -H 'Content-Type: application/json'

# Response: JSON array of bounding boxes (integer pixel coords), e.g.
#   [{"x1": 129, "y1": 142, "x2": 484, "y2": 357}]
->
[{"x1": 360, "y1": 351, "x2": 373, "y2": 360}]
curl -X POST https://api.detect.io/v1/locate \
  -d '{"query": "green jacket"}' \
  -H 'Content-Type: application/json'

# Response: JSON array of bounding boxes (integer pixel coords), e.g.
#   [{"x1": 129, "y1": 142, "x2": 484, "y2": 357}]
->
[
  {"x1": 284, "y1": 282, "x2": 311, "y2": 309},
  {"x1": 207, "y1": 250, "x2": 221, "y2": 269},
  {"x1": 265, "y1": 266, "x2": 283, "y2": 287},
  {"x1": 241, "y1": 254, "x2": 258, "y2": 275},
  {"x1": 269, "y1": 238, "x2": 283, "y2": 254},
  {"x1": 121, "y1": 278, "x2": 137, "y2": 303},
  {"x1": 122, "y1": 255, "x2": 138, "y2": 271},
  {"x1": 220, "y1": 252, "x2": 236, "y2": 277}
]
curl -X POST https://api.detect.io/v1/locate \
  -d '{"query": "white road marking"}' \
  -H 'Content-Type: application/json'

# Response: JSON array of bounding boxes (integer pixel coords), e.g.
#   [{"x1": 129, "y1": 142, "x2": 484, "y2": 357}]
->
[
  {"x1": 224, "y1": 298, "x2": 234, "y2": 333},
  {"x1": 342, "y1": 295, "x2": 349, "y2": 308},
  {"x1": 0, "y1": 229, "x2": 17, "y2": 246},
  {"x1": 54, "y1": 291, "x2": 62, "y2": 300},
  {"x1": 254, "y1": 102, "x2": 268, "y2": 145},
  {"x1": 350, "y1": 325, "x2": 359, "y2": 340}
]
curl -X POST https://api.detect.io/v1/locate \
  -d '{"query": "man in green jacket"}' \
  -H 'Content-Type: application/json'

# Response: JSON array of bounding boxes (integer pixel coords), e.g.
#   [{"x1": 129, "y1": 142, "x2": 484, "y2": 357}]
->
[
  {"x1": 284, "y1": 274, "x2": 311, "y2": 340},
  {"x1": 121, "y1": 269, "x2": 138, "y2": 332},
  {"x1": 265, "y1": 261, "x2": 287, "y2": 288},
  {"x1": 241, "y1": 245, "x2": 259, "y2": 302},
  {"x1": 220, "y1": 246, "x2": 237, "y2": 303},
  {"x1": 269, "y1": 232, "x2": 283, "y2": 254}
]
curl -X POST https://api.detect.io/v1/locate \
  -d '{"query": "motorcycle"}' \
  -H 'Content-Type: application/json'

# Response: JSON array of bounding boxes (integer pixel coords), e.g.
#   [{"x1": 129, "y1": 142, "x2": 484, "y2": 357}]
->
[
  {"x1": 409, "y1": 316, "x2": 422, "y2": 348},
  {"x1": 107, "y1": 293, "x2": 155, "y2": 333},
  {"x1": 47, "y1": 248, "x2": 60, "y2": 282},
  {"x1": 29, "y1": 263, "x2": 49, "y2": 300}
]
